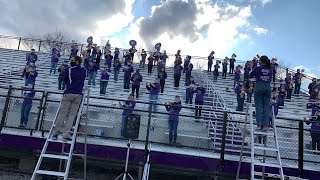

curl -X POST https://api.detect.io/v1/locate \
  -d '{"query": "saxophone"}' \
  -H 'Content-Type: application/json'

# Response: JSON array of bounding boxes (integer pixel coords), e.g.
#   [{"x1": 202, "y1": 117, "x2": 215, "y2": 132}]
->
[
  {"x1": 289, "y1": 80, "x2": 294, "y2": 89},
  {"x1": 240, "y1": 87, "x2": 246, "y2": 98}
]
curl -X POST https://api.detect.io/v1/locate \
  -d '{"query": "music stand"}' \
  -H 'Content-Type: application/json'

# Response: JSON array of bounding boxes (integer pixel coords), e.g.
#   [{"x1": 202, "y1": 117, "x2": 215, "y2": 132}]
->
[{"x1": 115, "y1": 114, "x2": 141, "y2": 180}]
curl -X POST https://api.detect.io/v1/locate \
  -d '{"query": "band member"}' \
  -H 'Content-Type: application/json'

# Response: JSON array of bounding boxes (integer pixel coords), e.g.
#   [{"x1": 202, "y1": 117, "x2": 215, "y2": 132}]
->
[
  {"x1": 140, "y1": 49, "x2": 147, "y2": 68},
  {"x1": 308, "y1": 78, "x2": 317, "y2": 95},
  {"x1": 113, "y1": 58, "x2": 122, "y2": 82},
  {"x1": 19, "y1": 84, "x2": 35, "y2": 128},
  {"x1": 88, "y1": 58, "x2": 99, "y2": 86},
  {"x1": 309, "y1": 85, "x2": 319, "y2": 101},
  {"x1": 153, "y1": 50, "x2": 161, "y2": 66},
  {"x1": 58, "y1": 62, "x2": 69, "y2": 90},
  {"x1": 208, "y1": 51, "x2": 214, "y2": 72},
  {"x1": 222, "y1": 58, "x2": 228, "y2": 79},
  {"x1": 213, "y1": 61, "x2": 220, "y2": 81},
  {"x1": 185, "y1": 63, "x2": 193, "y2": 82},
  {"x1": 129, "y1": 46, "x2": 137, "y2": 61},
  {"x1": 158, "y1": 68, "x2": 168, "y2": 94},
  {"x1": 69, "y1": 41, "x2": 78, "y2": 59},
  {"x1": 183, "y1": 55, "x2": 191, "y2": 73},
  {"x1": 174, "y1": 63, "x2": 183, "y2": 88},
  {"x1": 235, "y1": 82, "x2": 246, "y2": 111},
  {"x1": 104, "y1": 50, "x2": 113, "y2": 69},
  {"x1": 131, "y1": 69, "x2": 143, "y2": 98},
  {"x1": 246, "y1": 81, "x2": 254, "y2": 103},
  {"x1": 252, "y1": 56, "x2": 258, "y2": 69},
  {"x1": 119, "y1": 94, "x2": 136, "y2": 137},
  {"x1": 100, "y1": 67, "x2": 112, "y2": 95},
  {"x1": 161, "y1": 50, "x2": 168, "y2": 66},
  {"x1": 294, "y1": 69, "x2": 303, "y2": 96},
  {"x1": 271, "y1": 58, "x2": 278, "y2": 82},
  {"x1": 114, "y1": 48, "x2": 120, "y2": 60},
  {"x1": 229, "y1": 53, "x2": 236, "y2": 74},
  {"x1": 195, "y1": 84, "x2": 206, "y2": 119},
  {"x1": 147, "y1": 54, "x2": 154, "y2": 75},
  {"x1": 96, "y1": 48, "x2": 102, "y2": 65},
  {"x1": 306, "y1": 101, "x2": 320, "y2": 150},
  {"x1": 123, "y1": 61, "x2": 134, "y2": 90},
  {"x1": 175, "y1": 50, "x2": 182, "y2": 66},
  {"x1": 233, "y1": 66, "x2": 241, "y2": 87},
  {"x1": 123, "y1": 50, "x2": 131, "y2": 66},
  {"x1": 285, "y1": 73, "x2": 293, "y2": 99},
  {"x1": 278, "y1": 83, "x2": 286, "y2": 106},
  {"x1": 269, "y1": 89, "x2": 280, "y2": 127},
  {"x1": 244, "y1": 61, "x2": 251, "y2": 82},
  {"x1": 22, "y1": 49, "x2": 38, "y2": 78},
  {"x1": 165, "y1": 96, "x2": 182, "y2": 144},
  {"x1": 50, "y1": 44, "x2": 61, "y2": 74},
  {"x1": 157, "y1": 59, "x2": 165, "y2": 74},
  {"x1": 146, "y1": 78, "x2": 160, "y2": 112},
  {"x1": 25, "y1": 65, "x2": 38, "y2": 86},
  {"x1": 185, "y1": 77, "x2": 195, "y2": 104}
]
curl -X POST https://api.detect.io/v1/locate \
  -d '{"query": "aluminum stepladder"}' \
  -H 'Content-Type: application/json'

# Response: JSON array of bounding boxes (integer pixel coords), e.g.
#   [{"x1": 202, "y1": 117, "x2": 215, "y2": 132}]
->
[
  {"x1": 249, "y1": 104, "x2": 284, "y2": 180},
  {"x1": 142, "y1": 143, "x2": 151, "y2": 180},
  {"x1": 31, "y1": 88, "x2": 90, "y2": 180}
]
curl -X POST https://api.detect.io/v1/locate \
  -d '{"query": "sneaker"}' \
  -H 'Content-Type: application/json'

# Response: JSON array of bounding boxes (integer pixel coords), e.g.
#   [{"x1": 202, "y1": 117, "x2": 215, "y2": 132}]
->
[
  {"x1": 62, "y1": 134, "x2": 72, "y2": 141},
  {"x1": 18, "y1": 124, "x2": 23, "y2": 128},
  {"x1": 255, "y1": 127, "x2": 262, "y2": 132},
  {"x1": 52, "y1": 134, "x2": 58, "y2": 140}
]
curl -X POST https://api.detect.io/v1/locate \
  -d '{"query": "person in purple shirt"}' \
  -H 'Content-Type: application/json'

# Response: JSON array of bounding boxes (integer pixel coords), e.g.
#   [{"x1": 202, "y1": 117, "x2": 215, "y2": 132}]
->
[
  {"x1": 185, "y1": 77, "x2": 195, "y2": 104},
  {"x1": 235, "y1": 82, "x2": 246, "y2": 111},
  {"x1": 146, "y1": 78, "x2": 160, "y2": 112},
  {"x1": 243, "y1": 61, "x2": 251, "y2": 82},
  {"x1": 58, "y1": 63, "x2": 69, "y2": 90},
  {"x1": 113, "y1": 58, "x2": 122, "y2": 82},
  {"x1": 233, "y1": 67, "x2": 241, "y2": 87},
  {"x1": 269, "y1": 90, "x2": 279, "y2": 127},
  {"x1": 100, "y1": 66, "x2": 112, "y2": 95},
  {"x1": 213, "y1": 61, "x2": 220, "y2": 81},
  {"x1": 174, "y1": 64, "x2": 183, "y2": 88},
  {"x1": 96, "y1": 48, "x2": 102, "y2": 65},
  {"x1": 229, "y1": 53, "x2": 236, "y2": 74},
  {"x1": 69, "y1": 43, "x2": 78, "y2": 60},
  {"x1": 185, "y1": 63, "x2": 193, "y2": 82},
  {"x1": 51, "y1": 56, "x2": 87, "y2": 141},
  {"x1": 104, "y1": 50, "x2": 114, "y2": 69},
  {"x1": 140, "y1": 49, "x2": 147, "y2": 68},
  {"x1": 222, "y1": 58, "x2": 228, "y2": 79},
  {"x1": 131, "y1": 69, "x2": 143, "y2": 98},
  {"x1": 278, "y1": 83, "x2": 286, "y2": 106},
  {"x1": 158, "y1": 68, "x2": 168, "y2": 94},
  {"x1": 194, "y1": 84, "x2": 206, "y2": 119},
  {"x1": 114, "y1": 48, "x2": 120, "y2": 60},
  {"x1": 123, "y1": 51, "x2": 131, "y2": 66},
  {"x1": 310, "y1": 86, "x2": 319, "y2": 101},
  {"x1": 19, "y1": 84, "x2": 36, "y2": 127},
  {"x1": 306, "y1": 101, "x2": 320, "y2": 150},
  {"x1": 207, "y1": 51, "x2": 215, "y2": 72},
  {"x1": 25, "y1": 65, "x2": 38, "y2": 86},
  {"x1": 157, "y1": 59, "x2": 165, "y2": 74},
  {"x1": 161, "y1": 50, "x2": 168, "y2": 66},
  {"x1": 123, "y1": 62, "x2": 134, "y2": 90},
  {"x1": 50, "y1": 45, "x2": 61, "y2": 74},
  {"x1": 88, "y1": 59, "x2": 99, "y2": 86},
  {"x1": 252, "y1": 56, "x2": 258, "y2": 69},
  {"x1": 294, "y1": 69, "x2": 303, "y2": 96},
  {"x1": 119, "y1": 94, "x2": 136, "y2": 137},
  {"x1": 271, "y1": 58, "x2": 278, "y2": 82},
  {"x1": 249, "y1": 55, "x2": 272, "y2": 131},
  {"x1": 285, "y1": 73, "x2": 293, "y2": 99},
  {"x1": 165, "y1": 96, "x2": 182, "y2": 144},
  {"x1": 308, "y1": 78, "x2": 317, "y2": 95},
  {"x1": 129, "y1": 47, "x2": 136, "y2": 61},
  {"x1": 183, "y1": 56, "x2": 191, "y2": 73},
  {"x1": 147, "y1": 55, "x2": 154, "y2": 75}
]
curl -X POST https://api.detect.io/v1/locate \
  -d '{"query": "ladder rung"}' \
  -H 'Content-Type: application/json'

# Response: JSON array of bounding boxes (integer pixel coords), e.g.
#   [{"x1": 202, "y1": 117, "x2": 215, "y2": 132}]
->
[
  {"x1": 253, "y1": 131, "x2": 274, "y2": 136},
  {"x1": 42, "y1": 154, "x2": 69, "y2": 160},
  {"x1": 35, "y1": 170, "x2": 65, "y2": 177},
  {"x1": 48, "y1": 139, "x2": 72, "y2": 144},
  {"x1": 254, "y1": 146, "x2": 278, "y2": 151},
  {"x1": 254, "y1": 162, "x2": 281, "y2": 168}
]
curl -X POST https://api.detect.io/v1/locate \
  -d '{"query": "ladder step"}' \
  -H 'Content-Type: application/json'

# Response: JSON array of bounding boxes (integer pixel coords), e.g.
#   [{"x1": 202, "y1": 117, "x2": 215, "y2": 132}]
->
[
  {"x1": 48, "y1": 139, "x2": 72, "y2": 144},
  {"x1": 254, "y1": 146, "x2": 278, "y2": 151},
  {"x1": 253, "y1": 131, "x2": 274, "y2": 136},
  {"x1": 254, "y1": 162, "x2": 281, "y2": 168},
  {"x1": 42, "y1": 154, "x2": 69, "y2": 160},
  {"x1": 35, "y1": 170, "x2": 65, "y2": 177}
]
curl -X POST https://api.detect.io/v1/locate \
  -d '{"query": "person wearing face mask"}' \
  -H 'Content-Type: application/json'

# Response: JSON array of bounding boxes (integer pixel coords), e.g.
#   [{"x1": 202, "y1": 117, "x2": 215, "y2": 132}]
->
[
  {"x1": 249, "y1": 55, "x2": 272, "y2": 131},
  {"x1": 194, "y1": 84, "x2": 206, "y2": 119},
  {"x1": 147, "y1": 54, "x2": 154, "y2": 75},
  {"x1": 25, "y1": 65, "x2": 38, "y2": 86},
  {"x1": 306, "y1": 101, "x2": 320, "y2": 150},
  {"x1": 104, "y1": 50, "x2": 113, "y2": 69},
  {"x1": 294, "y1": 69, "x2": 303, "y2": 96},
  {"x1": 22, "y1": 49, "x2": 38, "y2": 78},
  {"x1": 185, "y1": 63, "x2": 193, "y2": 83},
  {"x1": 119, "y1": 94, "x2": 136, "y2": 137},
  {"x1": 51, "y1": 56, "x2": 87, "y2": 141},
  {"x1": 131, "y1": 69, "x2": 143, "y2": 98},
  {"x1": 146, "y1": 78, "x2": 160, "y2": 112},
  {"x1": 157, "y1": 68, "x2": 167, "y2": 94},
  {"x1": 19, "y1": 84, "x2": 36, "y2": 128},
  {"x1": 229, "y1": 53, "x2": 236, "y2": 74},
  {"x1": 161, "y1": 50, "x2": 168, "y2": 66},
  {"x1": 123, "y1": 62, "x2": 134, "y2": 90},
  {"x1": 165, "y1": 96, "x2": 182, "y2": 144},
  {"x1": 58, "y1": 62, "x2": 69, "y2": 90},
  {"x1": 50, "y1": 44, "x2": 61, "y2": 74},
  {"x1": 285, "y1": 73, "x2": 293, "y2": 99},
  {"x1": 308, "y1": 78, "x2": 317, "y2": 95},
  {"x1": 185, "y1": 77, "x2": 195, "y2": 104},
  {"x1": 100, "y1": 66, "x2": 112, "y2": 95}
]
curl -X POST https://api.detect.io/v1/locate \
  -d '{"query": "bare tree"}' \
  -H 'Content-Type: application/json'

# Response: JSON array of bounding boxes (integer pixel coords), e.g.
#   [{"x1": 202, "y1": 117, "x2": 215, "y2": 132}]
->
[
  {"x1": 42, "y1": 28, "x2": 70, "y2": 54},
  {"x1": 21, "y1": 33, "x2": 41, "y2": 51},
  {"x1": 276, "y1": 58, "x2": 292, "y2": 79}
]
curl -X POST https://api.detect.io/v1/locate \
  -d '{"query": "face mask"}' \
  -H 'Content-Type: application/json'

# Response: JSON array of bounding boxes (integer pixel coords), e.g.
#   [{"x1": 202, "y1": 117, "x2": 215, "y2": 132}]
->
[{"x1": 70, "y1": 62, "x2": 76, "y2": 66}]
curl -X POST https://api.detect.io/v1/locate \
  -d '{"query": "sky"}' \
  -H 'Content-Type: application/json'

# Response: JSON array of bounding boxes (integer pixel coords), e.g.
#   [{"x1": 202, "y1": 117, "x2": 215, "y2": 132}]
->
[{"x1": 0, "y1": 0, "x2": 319, "y2": 78}]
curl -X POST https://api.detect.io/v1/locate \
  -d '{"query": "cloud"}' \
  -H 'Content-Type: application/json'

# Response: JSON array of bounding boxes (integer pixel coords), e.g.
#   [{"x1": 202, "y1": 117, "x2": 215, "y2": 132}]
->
[
  {"x1": 0, "y1": 0, "x2": 134, "y2": 43},
  {"x1": 260, "y1": 0, "x2": 272, "y2": 6},
  {"x1": 253, "y1": 27, "x2": 269, "y2": 35},
  {"x1": 239, "y1": 33, "x2": 249, "y2": 39}
]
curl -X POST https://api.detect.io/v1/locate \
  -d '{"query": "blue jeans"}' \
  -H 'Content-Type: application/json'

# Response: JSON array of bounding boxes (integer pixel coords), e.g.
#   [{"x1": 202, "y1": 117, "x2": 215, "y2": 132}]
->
[
  {"x1": 246, "y1": 91, "x2": 252, "y2": 103},
  {"x1": 50, "y1": 62, "x2": 58, "y2": 74},
  {"x1": 168, "y1": 120, "x2": 178, "y2": 143},
  {"x1": 237, "y1": 95, "x2": 245, "y2": 111},
  {"x1": 279, "y1": 95, "x2": 285, "y2": 106},
  {"x1": 88, "y1": 71, "x2": 97, "y2": 86},
  {"x1": 24, "y1": 78, "x2": 33, "y2": 86},
  {"x1": 114, "y1": 70, "x2": 119, "y2": 81},
  {"x1": 124, "y1": 77, "x2": 130, "y2": 89},
  {"x1": 149, "y1": 94, "x2": 158, "y2": 112},
  {"x1": 100, "y1": 80, "x2": 108, "y2": 94},
  {"x1": 58, "y1": 76, "x2": 65, "y2": 90},
  {"x1": 140, "y1": 60, "x2": 145, "y2": 68},
  {"x1": 186, "y1": 92, "x2": 193, "y2": 104},
  {"x1": 294, "y1": 82, "x2": 301, "y2": 95},
  {"x1": 213, "y1": 72, "x2": 219, "y2": 81},
  {"x1": 121, "y1": 115, "x2": 127, "y2": 137},
  {"x1": 20, "y1": 103, "x2": 32, "y2": 125},
  {"x1": 254, "y1": 83, "x2": 271, "y2": 127}
]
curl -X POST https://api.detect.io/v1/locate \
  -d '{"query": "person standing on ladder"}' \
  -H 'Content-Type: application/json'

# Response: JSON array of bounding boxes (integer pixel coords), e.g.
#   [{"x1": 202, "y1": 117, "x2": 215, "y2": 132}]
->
[
  {"x1": 51, "y1": 56, "x2": 87, "y2": 141},
  {"x1": 249, "y1": 55, "x2": 272, "y2": 131}
]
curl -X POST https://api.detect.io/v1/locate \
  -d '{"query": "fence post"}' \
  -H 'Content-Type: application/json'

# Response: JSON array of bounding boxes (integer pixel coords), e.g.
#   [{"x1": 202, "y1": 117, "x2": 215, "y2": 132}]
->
[
  {"x1": 17, "y1": 38, "x2": 22, "y2": 50},
  {"x1": 38, "y1": 40, "x2": 42, "y2": 52},
  {"x1": 0, "y1": 85, "x2": 13, "y2": 133},
  {"x1": 39, "y1": 91, "x2": 49, "y2": 137},
  {"x1": 216, "y1": 111, "x2": 227, "y2": 173},
  {"x1": 144, "y1": 103, "x2": 152, "y2": 165},
  {"x1": 32, "y1": 91, "x2": 46, "y2": 135},
  {"x1": 298, "y1": 120, "x2": 304, "y2": 178}
]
